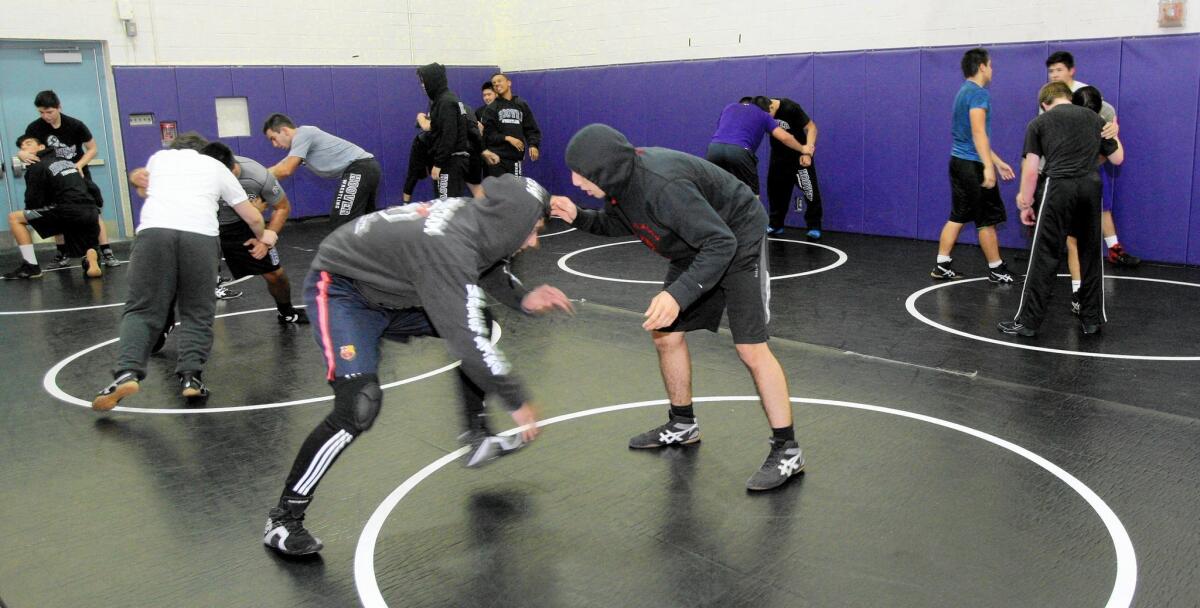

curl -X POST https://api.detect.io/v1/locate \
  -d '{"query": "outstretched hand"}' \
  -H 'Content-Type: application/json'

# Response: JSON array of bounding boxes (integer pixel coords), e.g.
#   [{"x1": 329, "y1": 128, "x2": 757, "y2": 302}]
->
[
  {"x1": 642, "y1": 291, "x2": 680, "y2": 331},
  {"x1": 521, "y1": 285, "x2": 574, "y2": 315},
  {"x1": 510, "y1": 403, "x2": 540, "y2": 442},
  {"x1": 549, "y1": 195, "x2": 577, "y2": 223}
]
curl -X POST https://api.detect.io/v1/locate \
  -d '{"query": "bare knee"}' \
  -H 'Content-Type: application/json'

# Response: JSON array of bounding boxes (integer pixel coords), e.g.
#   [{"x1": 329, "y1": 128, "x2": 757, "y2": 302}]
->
[
  {"x1": 651, "y1": 330, "x2": 686, "y2": 354},
  {"x1": 735, "y1": 342, "x2": 775, "y2": 368}
]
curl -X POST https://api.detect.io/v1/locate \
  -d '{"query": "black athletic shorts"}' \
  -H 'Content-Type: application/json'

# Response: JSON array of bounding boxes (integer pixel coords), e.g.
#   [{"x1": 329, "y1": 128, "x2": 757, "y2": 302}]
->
[
  {"x1": 219, "y1": 221, "x2": 281, "y2": 279},
  {"x1": 661, "y1": 237, "x2": 770, "y2": 344},
  {"x1": 25, "y1": 205, "x2": 99, "y2": 257},
  {"x1": 467, "y1": 152, "x2": 483, "y2": 186},
  {"x1": 706, "y1": 142, "x2": 761, "y2": 195},
  {"x1": 85, "y1": 178, "x2": 104, "y2": 208},
  {"x1": 948, "y1": 156, "x2": 1006, "y2": 227},
  {"x1": 330, "y1": 157, "x2": 382, "y2": 229}
]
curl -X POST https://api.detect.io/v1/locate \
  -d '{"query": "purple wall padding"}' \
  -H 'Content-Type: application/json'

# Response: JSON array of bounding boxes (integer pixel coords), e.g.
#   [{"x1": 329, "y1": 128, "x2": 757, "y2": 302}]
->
[
  {"x1": 813, "y1": 52, "x2": 865, "y2": 233},
  {"x1": 175, "y1": 67, "x2": 238, "y2": 153},
  {"x1": 231, "y1": 67, "x2": 293, "y2": 203},
  {"x1": 112, "y1": 67, "x2": 180, "y2": 221},
  {"x1": 281, "y1": 67, "x2": 338, "y2": 218},
  {"x1": 863, "y1": 50, "x2": 921, "y2": 238},
  {"x1": 765, "y1": 54, "x2": 815, "y2": 229},
  {"x1": 1117, "y1": 36, "x2": 1200, "y2": 263}
]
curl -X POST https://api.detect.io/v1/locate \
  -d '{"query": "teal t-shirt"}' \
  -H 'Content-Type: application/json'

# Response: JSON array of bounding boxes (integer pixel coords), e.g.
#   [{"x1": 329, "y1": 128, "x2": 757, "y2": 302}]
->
[{"x1": 951, "y1": 81, "x2": 990, "y2": 161}]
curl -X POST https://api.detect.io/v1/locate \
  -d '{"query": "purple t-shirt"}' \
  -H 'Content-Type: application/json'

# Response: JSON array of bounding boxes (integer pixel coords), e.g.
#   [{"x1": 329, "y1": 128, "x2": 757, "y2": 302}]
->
[{"x1": 710, "y1": 103, "x2": 777, "y2": 150}]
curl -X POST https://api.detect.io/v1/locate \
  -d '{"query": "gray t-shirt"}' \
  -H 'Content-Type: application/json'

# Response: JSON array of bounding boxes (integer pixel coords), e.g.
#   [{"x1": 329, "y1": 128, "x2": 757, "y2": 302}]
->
[
  {"x1": 289, "y1": 125, "x2": 373, "y2": 179},
  {"x1": 218, "y1": 155, "x2": 286, "y2": 226}
]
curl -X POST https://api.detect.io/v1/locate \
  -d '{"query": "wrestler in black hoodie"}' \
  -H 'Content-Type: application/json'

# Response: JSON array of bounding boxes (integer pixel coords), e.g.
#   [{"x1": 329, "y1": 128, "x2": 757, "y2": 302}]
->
[
  {"x1": 564, "y1": 123, "x2": 768, "y2": 311},
  {"x1": 417, "y1": 62, "x2": 470, "y2": 197}
]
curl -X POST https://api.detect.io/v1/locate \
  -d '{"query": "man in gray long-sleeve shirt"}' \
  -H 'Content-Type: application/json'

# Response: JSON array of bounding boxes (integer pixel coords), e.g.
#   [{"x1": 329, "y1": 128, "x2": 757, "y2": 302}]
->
[
  {"x1": 262, "y1": 174, "x2": 573, "y2": 557},
  {"x1": 550, "y1": 123, "x2": 804, "y2": 492}
]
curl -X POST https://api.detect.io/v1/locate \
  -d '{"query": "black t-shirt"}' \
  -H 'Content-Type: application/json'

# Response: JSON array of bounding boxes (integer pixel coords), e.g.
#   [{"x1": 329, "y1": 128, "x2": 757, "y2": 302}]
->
[
  {"x1": 24, "y1": 114, "x2": 94, "y2": 179},
  {"x1": 1022, "y1": 104, "x2": 1118, "y2": 179},
  {"x1": 24, "y1": 150, "x2": 95, "y2": 209},
  {"x1": 769, "y1": 98, "x2": 811, "y2": 156}
]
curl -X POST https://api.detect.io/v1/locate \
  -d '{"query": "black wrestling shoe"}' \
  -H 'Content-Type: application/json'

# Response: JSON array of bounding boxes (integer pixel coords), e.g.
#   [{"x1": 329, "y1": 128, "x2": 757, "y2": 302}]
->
[
  {"x1": 459, "y1": 429, "x2": 526, "y2": 468},
  {"x1": 997, "y1": 320, "x2": 1036, "y2": 337},
  {"x1": 93, "y1": 371, "x2": 140, "y2": 411},
  {"x1": 930, "y1": 260, "x2": 963, "y2": 280},
  {"x1": 1081, "y1": 322, "x2": 1102, "y2": 336},
  {"x1": 987, "y1": 263, "x2": 1015, "y2": 284},
  {"x1": 101, "y1": 250, "x2": 120, "y2": 267},
  {"x1": 44, "y1": 253, "x2": 70, "y2": 269},
  {"x1": 2, "y1": 262, "x2": 43, "y2": 280},
  {"x1": 1106, "y1": 244, "x2": 1140, "y2": 268},
  {"x1": 1070, "y1": 292, "x2": 1081, "y2": 316},
  {"x1": 277, "y1": 309, "x2": 310, "y2": 325},
  {"x1": 628, "y1": 415, "x2": 700, "y2": 449},
  {"x1": 214, "y1": 285, "x2": 243, "y2": 300},
  {"x1": 179, "y1": 371, "x2": 209, "y2": 399},
  {"x1": 263, "y1": 508, "x2": 323, "y2": 556},
  {"x1": 746, "y1": 439, "x2": 805, "y2": 491}
]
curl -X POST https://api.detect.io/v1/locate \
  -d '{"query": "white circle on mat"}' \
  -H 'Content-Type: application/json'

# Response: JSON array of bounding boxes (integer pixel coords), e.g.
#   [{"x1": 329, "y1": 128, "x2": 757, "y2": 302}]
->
[
  {"x1": 556, "y1": 238, "x2": 848, "y2": 284},
  {"x1": 355, "y1": 396, "x2": 1135, "y2": 608}
]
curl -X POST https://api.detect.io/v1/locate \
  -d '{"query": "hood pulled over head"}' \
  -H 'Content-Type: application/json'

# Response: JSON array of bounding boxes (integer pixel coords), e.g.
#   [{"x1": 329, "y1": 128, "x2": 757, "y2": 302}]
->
[
  {"x1": 565, "y1": 123, "x2": 637, "y2": 199},
  {"x1": 473, "y1": 174, "x2": 550, "y2": 264},
  {"x1": 416, "y1": 63, "x2": 448, "y2": 100}
]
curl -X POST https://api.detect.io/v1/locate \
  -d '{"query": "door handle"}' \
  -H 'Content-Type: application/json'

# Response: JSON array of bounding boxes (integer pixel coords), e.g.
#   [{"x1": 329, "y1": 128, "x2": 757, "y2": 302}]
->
[{"x1": 10, "y1": 156, "x2": 25, "y2": 179}]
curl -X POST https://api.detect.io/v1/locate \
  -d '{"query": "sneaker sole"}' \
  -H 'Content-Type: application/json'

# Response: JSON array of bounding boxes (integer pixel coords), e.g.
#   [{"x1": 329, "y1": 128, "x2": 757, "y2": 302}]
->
[
  {"x1": 628, "y1": 435, "x2": 701, "y2": 449},
  {"x1": 746, "y1": 464, "x2": 806, "y2": 491},
  {"x1": 93, "y1": 381, "x2": 139, "y2": 411},
  {"x1": 85, "y1": 249, "x2": 103, "y2": 278},
  {"x1": 263, "y1": 538, "x2": 324, "y2": 556}
]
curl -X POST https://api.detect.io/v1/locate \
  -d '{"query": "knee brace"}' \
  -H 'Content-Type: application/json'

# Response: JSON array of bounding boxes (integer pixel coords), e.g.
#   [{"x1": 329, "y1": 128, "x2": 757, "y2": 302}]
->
[{"x1": 331, "y1": 374, "x2": 382, "y2": 434}]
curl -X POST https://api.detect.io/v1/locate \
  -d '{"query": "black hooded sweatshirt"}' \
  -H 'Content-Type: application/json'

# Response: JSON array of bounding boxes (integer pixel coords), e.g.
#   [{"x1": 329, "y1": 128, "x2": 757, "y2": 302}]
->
[
  {"x1": 24, "y1": 148, "x2": 95, "y2": 209},
  {"x1": 565, "y1": 124, "x2": 767, "y2": 311},
  {"x1": 311, "y1": 175, "x2": 549, "y2": 411},
  {"x1": 481, "y1": 95, "x2": 542, "y2": 162},
  {"x1": 417, "y1": 63, "x2": 470, "y2": 168}
]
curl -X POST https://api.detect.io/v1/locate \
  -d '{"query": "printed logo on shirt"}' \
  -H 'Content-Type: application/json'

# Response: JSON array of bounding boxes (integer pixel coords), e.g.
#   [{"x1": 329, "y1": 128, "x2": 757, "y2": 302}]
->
[
  {"x1": 466, "y1": 284, "x2": 510, "y2": 375},
  {"x1": 48, "y1": 160, "x2": 79, "y2": 177},
  {"x1": 46, "y1": 135, "x2": 78, "y2": 160},
  {"x1": 339, "y1": 345, "x2": 357, "y2": 361},
  {"x1": 776, "y1": 119, "x2": 792, "y2": 131},
  {"x1": 424, "y1": 197, "x2": 467, "y2": 236},
  {"x1": 631, "y1": 222, "x2": 662, "y2": 252},
  {"x1": 498, "y1": 108, "x2": 523, "y2": 125}
]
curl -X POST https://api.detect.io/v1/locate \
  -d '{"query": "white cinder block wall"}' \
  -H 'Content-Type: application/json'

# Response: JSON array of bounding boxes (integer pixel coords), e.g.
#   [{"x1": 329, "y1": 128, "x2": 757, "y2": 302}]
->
[
  {"x1": 495, "y1": 0, "x2": 1199, "y2": 70},
  {"x1": 1, "y1": 0, "x2": 1195, "y2": 69},
  {"x1": 0, "y1": 0, "x2": 498, "y2": 66}
]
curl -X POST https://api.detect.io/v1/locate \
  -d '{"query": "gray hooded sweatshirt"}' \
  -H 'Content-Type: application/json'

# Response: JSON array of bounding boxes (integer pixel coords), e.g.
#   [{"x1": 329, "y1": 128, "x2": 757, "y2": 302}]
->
[
  {"x1": 565, "y1": 123, "x2": 767, "y2": 311},
  {"x1": 311, "y1": 175, "x2": 548, "y2": 410}
]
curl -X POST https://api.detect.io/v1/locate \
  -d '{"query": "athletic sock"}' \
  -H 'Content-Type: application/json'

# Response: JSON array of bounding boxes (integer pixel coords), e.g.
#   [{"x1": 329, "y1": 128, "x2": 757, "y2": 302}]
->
[
  {"x1": 18, "y1": 244, "x2": 37, "y2": 265},
  {"x1": 1072, "y1": 280, "x2": 1081, "y2": 293},
  {"x1": 936, "y1": 255, "x2": 952, "y2": 264},
  {"x1": 771, "y1": 425, "x2": 795, "y2": 446},
  {"x1": 1104, "y1": 236, "x2": 1119, "y2": 249},
  {"x1": 670, "y1": 404, "x2": 695, "y2": 420},
  {"x1": 988, "y1": 259, "x2": 1004, "y2": 269}
]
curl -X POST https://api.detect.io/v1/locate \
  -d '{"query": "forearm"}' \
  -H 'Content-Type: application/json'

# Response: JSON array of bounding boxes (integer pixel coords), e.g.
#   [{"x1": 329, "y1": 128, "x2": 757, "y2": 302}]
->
[
  {"x1": 234, "y1": 203, "x2": 266, "y2": 238},
  {"x1": 772, "y1": 127, "x2": 805, "y2": 152},
  {"x1": 266, "y1": 200, "x2": 290, "y2": 234},
  {"x1": 1017, "y1": 155, "x2": 1040, "y2": 205},
  {"x1": 76, "y1": 142, "x2": 98, "y2": 170},
  {"x1": 805, "y1": 123, "x2": 818, "y2": 147},
  {"x1": 574, "y1": 207, "x2": 633, "y2": 236},
  {"x1": 972, "y1": 132, "x2": 993, "y2": 169}
]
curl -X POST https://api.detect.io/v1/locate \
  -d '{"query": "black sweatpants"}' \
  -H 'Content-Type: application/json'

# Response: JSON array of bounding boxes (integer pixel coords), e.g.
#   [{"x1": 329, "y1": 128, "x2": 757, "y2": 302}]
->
[
  {"x1": 1015, "y1": 175, "x2": 1105, "y2": 329},
  {"x1": 706, "y1": 142, "x2": 760, "y2": 195},
  {"x1": 115, "y1": 228, "x2": 219, "y2": 378},
  {"x1": 330, "y1": 158, "x2": 382, "y2": 229},
  {"x1": 485, "y1": 156, "x2": 523, "y2": 178},
  {"x1": 766, "y1": 155, "x2": 823, "y2": 230},
  {"x1": 436, "y1": 154, "x2": 470, "y2": 199}
]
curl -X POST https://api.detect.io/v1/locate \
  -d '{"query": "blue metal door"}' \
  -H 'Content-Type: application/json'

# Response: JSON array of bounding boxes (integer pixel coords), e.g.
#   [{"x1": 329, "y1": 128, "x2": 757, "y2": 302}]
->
[{"x1": 0, "y1": 40, "x2": 125, "y2": 239}]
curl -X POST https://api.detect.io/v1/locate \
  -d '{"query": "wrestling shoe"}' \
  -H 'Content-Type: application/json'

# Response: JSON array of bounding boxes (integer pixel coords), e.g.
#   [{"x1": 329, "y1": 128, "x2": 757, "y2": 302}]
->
[
  {"x1": 1, "y1": 262, "x2": 43, "y2": 280},
  {"x1": 1070, "y1": 292, "x2": 1081, "y2": 316},
  {"x1": 806, "y1": 229, "x2": 822, "y2": 241},
  {"x1": 997, "y1": 320, "x2": 1036, "y2": 337},
  {"x1": 101, "y1": 250, "x2": 120, "y2": 267},
  {"x1": 277, "y1": 309, "x2": 310, "y2": 325},
  {"x1": 1081, "y1": 322, "x2": 1102, "y2": 336},
  {"x1": 459, "y1": 429, "x2": 526, "y2": 468},
  {"x1": 628, "y1": 415, "x2": 700, "y2": 449},
  {"x1": 1107, "y1": 244, "x2": 1140, "y2": 267},
  {"x1": 766, "y1": 226, "x2": 785, "y2": 236},
  {"x1": 214, "y1": 285, "x2": 243, "y2": 300},
  {"x1": 83, "y1": 249, "x2": 103, "y2": 278},
  {"x1": 930, "y1": 260, "x2": 963, "y2": 280},
  {"x1": 93, "y1": 371, "x2": 139, "y2": 411},
  {"x1": 263, "y1": 508, "x2": 323, "y2": 556},
  {"x1": 44, "y1": 253, "x2": 70, "y2": 269},
  {"x1": 179, "y1": 371, "x2": 209, "y2": 399},
  {"x1": 987, "y1": 263, "x2": 1015, "y2": 284},
  {"x1": 152, "y1": 322, "x2": 175, "y2": 354},
  {"x1": 746, "y1": 439, "x2": 805, "y2": 491}
]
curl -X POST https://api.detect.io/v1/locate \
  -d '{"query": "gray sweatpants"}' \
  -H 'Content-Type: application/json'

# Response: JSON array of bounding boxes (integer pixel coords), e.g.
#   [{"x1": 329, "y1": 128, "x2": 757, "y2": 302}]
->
[{"x1": 115, "y1": 228, "x2": 219, "y2": 378}]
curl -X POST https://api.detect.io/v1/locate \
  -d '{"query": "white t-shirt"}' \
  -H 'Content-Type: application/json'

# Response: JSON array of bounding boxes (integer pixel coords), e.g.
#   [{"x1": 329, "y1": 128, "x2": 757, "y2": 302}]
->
[{"x1": 138, "y1": 149, "x2": 249, "y2": 236}]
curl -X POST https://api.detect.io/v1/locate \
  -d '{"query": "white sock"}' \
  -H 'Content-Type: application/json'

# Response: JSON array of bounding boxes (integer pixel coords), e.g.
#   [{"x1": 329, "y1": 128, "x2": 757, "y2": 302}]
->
[
  {"x1": 1072, "y1": 280, "x2": 1081, "y2": 293},
  {"x1": 1105, "y1": 235, "x2": 1119, "y2": 248},
  {"x1": 988, "y1": 259, "x2": 1003, "y2": 269},
  {"x1": 937, "y1": 255, "x2": 952, "y2": 264},
  {"x1": 19, "y1": 244, "x2": 37, "y2": 265}
]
